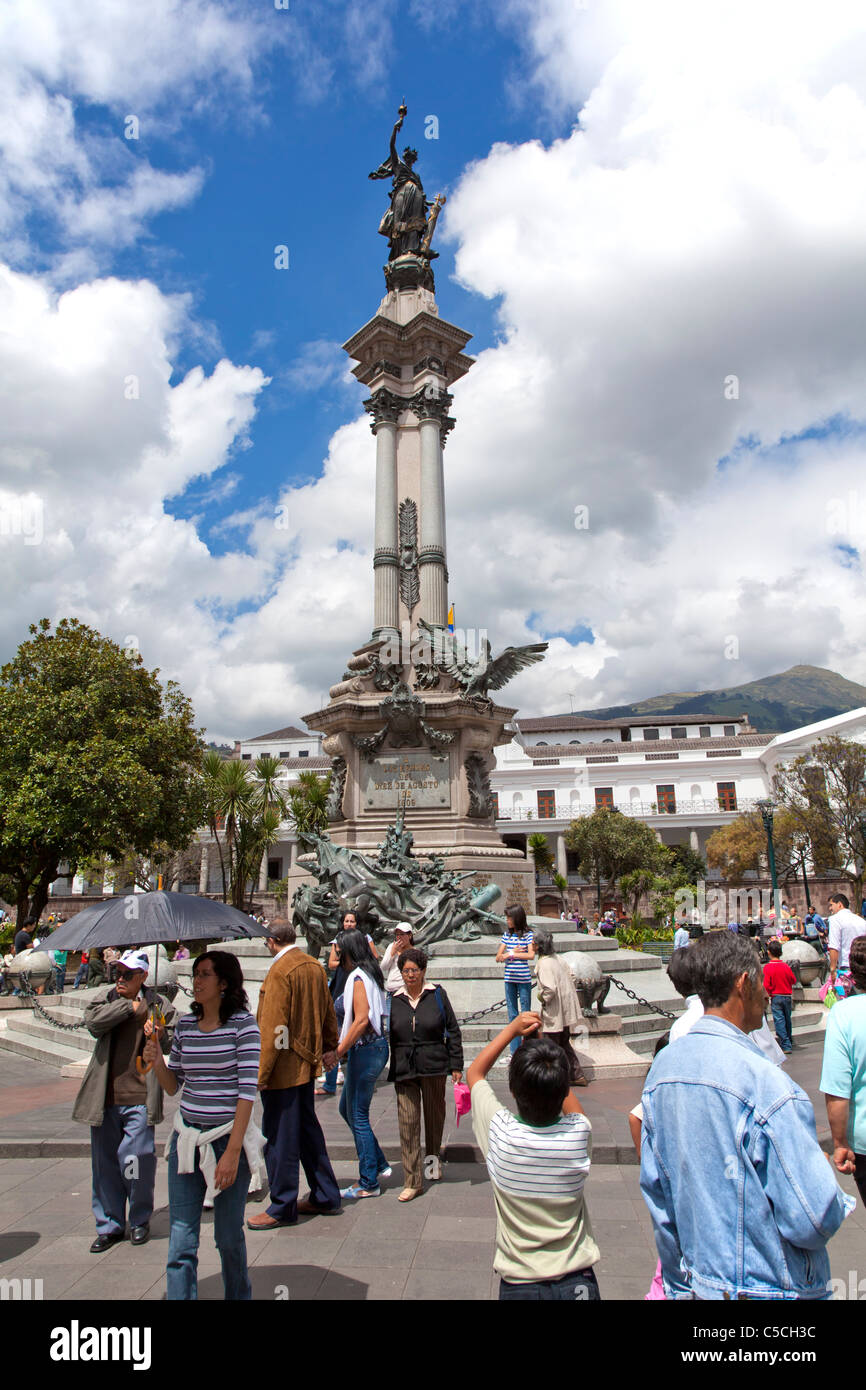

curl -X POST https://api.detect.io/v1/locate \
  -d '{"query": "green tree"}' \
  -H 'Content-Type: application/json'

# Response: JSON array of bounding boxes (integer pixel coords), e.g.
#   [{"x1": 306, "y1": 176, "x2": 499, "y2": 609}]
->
[
  {"x1": 706, "y1": 809, "x2": 805, "y2": 885},
  {"x1": 565, "y1": 808, "x2": 667, "y2": 909},
  {"x1": 285, "y1": 771, "x2": 332, "y2": 850},
  {"x1": 200, "y1": 753, "x2": 290, "y2": 909},
  {"x1": 773, "y1": 735, "x2": 866, "y2": 901},
  {"x1": 552, "y1": 871, "x2": 569, "y2": 911},
  {"x1": 527, "y1": 831, "x2": 554, "y2": 880},
  {"x1": 0, "y1": 618, "x2": 204, "y2": 924}
]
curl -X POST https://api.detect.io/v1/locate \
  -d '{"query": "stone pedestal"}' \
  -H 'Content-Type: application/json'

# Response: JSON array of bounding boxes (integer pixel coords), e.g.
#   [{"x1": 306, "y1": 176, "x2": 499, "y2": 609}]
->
[{"x1": 572, "y1": 1014, "x2": 649, "y2": 1080}]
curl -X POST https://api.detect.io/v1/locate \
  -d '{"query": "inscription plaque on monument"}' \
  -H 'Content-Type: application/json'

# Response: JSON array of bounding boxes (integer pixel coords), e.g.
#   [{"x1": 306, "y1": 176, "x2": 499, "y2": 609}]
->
[{"x1": 363, "y1": 751, "x2": 451, "y2": 809}]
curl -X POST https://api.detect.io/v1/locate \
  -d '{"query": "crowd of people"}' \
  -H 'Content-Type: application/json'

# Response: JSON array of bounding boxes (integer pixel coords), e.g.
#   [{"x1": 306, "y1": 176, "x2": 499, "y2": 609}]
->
[{"x1": 6, "y1": 889, "x2": 864, "y2": 1300}]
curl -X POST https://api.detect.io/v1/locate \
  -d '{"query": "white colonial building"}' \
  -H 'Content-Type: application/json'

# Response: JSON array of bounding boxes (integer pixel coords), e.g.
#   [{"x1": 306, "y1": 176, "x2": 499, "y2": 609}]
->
[{"x1": 52, "y1": 706, "x2": 866, "y2": 906}]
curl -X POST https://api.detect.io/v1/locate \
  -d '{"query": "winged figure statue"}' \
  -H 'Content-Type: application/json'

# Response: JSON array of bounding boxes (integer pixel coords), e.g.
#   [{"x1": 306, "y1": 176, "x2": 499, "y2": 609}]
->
[{"x1": 417, "y1": 620, "x2": 547, "y2": 699}]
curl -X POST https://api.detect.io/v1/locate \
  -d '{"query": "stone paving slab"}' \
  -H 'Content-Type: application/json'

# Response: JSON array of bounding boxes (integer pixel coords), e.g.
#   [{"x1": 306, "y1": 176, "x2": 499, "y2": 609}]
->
[
  {"x1": 1, "y1": 1151, "x2": 863, "y2": 1301},
  {"x1": 0, "y1": 1041, "x2": 839, "y2": 1164}
]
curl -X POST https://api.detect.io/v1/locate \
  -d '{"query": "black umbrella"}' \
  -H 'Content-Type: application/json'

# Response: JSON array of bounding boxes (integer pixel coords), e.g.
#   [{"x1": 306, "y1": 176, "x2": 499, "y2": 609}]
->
[
  {"x1": 43, "y1": 892, "x2": 271, "y2": 1051},
  {"x1": 43, "y1": 891, "x2": 270, "y2": 953}
]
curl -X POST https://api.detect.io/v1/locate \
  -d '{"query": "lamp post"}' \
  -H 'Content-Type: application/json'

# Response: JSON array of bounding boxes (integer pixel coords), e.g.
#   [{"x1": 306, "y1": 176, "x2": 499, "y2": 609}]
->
[
  {"x1": 799, "y1": 846, "x2": 812, "y2": 912},
  {"x1": 756, "y1": 798, "x2": 780, "y2": 925}
]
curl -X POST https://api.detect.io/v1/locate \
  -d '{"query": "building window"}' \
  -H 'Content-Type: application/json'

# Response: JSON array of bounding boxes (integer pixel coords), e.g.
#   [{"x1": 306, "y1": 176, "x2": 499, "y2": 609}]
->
[
  {"x1": 717, "y1": 781, "x2": 737, "y2": 811},
  {"x1": 723, "y1": 724, "x2": 736, "y2": 736},
  {"x1": 241, "y1": 754, "x2": 252, "y2": 760},
  {"x1": 536, "y1": 741, "x2": 548, "y2": 747},
  {"x1": 537, "y1": 790, "x2": 555, "y2": 818},
  {"x1": 299, "y1": 749, "x2": 309, "y2": 758},
  {"x1": 671, "y1": 728, "x2": 687, "y2": 740},
  {"x1": 595, "y1": 787, "x2": 614, "y2": 810},
  {"x1": 267, "y1": 858, "x2": 282, "y2": 881},
  {"x1": 279, "y1": 750, "x2": 290, "y2": 757},
  {"x1": 656, "y1": 785, "x2": 677, "y2": 813},
  {"x1": 569, "y1": 739, "x2": 580, "y2": 745},
  {"x1": 699, "y1": 726, "x2": 711, "y2": 738},
  {"x1": 643, "y1": 728, "x2": 659, "y2": 741},
  {"x1": 491, "y1": 792, "x2": 499, "y2": 818}
]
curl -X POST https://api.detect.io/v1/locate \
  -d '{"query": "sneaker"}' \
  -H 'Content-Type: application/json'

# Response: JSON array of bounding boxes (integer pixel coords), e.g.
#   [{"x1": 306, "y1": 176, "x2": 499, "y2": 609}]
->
[
  {"x1": 340, "y1": 1184, "x2": 381, "y2": 1200},
  {"x1": 378, "y1": 1165, "x2": 392, "y2": 1179}
]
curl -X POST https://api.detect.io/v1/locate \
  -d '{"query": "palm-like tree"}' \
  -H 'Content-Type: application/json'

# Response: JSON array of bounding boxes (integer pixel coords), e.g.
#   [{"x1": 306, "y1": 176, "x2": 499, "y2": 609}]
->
[
  {"x1": 202, "y1": 750, "x2": 230, "y2": 901},
  {"x1": 527, "y1": 831, "x2": 554, "y2": 882},
  {"x1": 286, "y1": 770, "x2": 332, "y2": 850}
]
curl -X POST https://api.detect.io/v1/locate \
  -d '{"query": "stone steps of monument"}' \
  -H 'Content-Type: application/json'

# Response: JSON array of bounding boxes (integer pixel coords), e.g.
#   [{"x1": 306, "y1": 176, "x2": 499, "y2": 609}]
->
[
  {"x1": 0, "y1": 1022, "x2": 92, "y2": 1070},
  {"x1": 202, "y1": 934, "x2": 623, "y2": 960},
  {"x1": 2, "y1": 1009, "x2": 97, "y2": 1054}
]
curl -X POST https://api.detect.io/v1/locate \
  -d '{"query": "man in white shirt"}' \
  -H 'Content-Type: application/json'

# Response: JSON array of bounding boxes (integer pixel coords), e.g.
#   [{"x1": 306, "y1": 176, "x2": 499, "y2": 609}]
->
[
  {"x1": 673, "y1": 922, "x2": 690, "y2": 951},
  {"x1": 827, "y1": 894, "x2": 866, "y2": 994}
]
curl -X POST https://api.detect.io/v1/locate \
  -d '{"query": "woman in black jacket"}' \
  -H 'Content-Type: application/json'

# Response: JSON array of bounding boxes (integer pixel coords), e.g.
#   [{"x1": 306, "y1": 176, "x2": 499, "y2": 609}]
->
[{"x1": 388, "y1": 947, "x2": 463, "y2": 1203}]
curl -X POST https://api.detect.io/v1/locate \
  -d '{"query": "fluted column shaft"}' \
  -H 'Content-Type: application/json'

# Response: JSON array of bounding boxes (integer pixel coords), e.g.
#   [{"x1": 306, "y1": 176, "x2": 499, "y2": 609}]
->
[
  {"x1": 419, "y1": 416, "x2": 448, "y2": 626},
  {"x1": 372, "y1": 421, "x2": 399, "y2": 636}
]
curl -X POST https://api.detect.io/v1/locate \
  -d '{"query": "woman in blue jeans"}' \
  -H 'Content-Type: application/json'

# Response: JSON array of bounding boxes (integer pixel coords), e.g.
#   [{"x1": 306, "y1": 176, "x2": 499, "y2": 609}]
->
[
  {"x1": 496, "y1": 905, "x2": 536, "y2": 1055},
  {"x1": 144, "y1": 951, "x2": 261, "y2": 1299},
  {"x1": 334, "y1": 931, "x2": 390, "y2": 1199}
]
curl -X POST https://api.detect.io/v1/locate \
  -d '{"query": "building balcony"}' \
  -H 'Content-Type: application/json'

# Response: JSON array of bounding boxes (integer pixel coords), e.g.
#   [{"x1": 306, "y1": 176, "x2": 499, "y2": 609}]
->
[{"x1": 497, "y1": 798, "x2": 757, "y2": 823}]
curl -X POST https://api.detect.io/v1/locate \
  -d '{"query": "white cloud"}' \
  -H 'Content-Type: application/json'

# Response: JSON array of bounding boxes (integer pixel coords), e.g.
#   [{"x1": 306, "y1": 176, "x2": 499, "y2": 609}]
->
[{"x1": 4, "y1": 0, "x2": 866, "y2": 743}]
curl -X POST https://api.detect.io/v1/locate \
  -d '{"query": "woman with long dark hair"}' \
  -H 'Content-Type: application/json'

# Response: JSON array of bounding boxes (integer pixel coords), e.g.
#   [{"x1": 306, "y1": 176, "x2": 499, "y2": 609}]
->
[
  {"x1": 317, "y1": 910, "x2": 373, "y2": 1097},
  {"x1": 144, "y1": 950, "x2": 261, "y2": 1300},
  {"x1": 334, "y1": 930, "x2": 390, "y2": 1198},
  {"x1": 495, "y1": 905, "x2": 536, "y2": 1055}
]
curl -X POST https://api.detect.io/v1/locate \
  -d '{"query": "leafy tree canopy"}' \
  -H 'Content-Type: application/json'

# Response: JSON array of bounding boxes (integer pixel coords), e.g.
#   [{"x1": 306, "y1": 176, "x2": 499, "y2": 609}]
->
[{"x1": 0, "y1": 618, "x2": 205, "y2": 922}]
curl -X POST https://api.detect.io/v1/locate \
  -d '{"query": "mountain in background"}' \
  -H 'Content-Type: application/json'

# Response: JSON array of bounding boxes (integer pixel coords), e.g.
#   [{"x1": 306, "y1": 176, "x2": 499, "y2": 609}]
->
[{"x1": 574, "y1": 665, "x2": 866, "y2": 733}]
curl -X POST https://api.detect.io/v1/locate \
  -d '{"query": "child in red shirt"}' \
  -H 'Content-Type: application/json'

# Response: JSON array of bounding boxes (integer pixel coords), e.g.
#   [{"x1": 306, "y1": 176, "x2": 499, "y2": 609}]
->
[{"x1": 763, "y1": 940, "x2": 797, "y2": 1054}]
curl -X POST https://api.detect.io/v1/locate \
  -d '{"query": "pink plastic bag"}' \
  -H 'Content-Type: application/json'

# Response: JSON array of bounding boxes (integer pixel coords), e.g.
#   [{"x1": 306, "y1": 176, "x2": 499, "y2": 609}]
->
[
  {"x1": 454, "y1": 1081, "x2": 472, "y2": 1126},
  {"x1": 644, "y1": 1259, "x2": 666, "y2": 1301},
  {"x1": 819, "y1": 979, "x2": 838, "y2": 1009}
]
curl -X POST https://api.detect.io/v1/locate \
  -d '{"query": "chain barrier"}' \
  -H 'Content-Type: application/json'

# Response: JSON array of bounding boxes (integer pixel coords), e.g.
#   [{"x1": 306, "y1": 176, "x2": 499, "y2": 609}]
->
[
  {"x1": 454, "y1": 975, "x2": 677, "y2": 1026},
  {"x1": 606, "y1": 974, "x2": 678, "y2": 1020},
  {"x1": 15, "y1": 974, "x2": 92, "y2": 1031},
  {"x1": 455, "y1": 1000, "x2": 508, "y2": 1026}
]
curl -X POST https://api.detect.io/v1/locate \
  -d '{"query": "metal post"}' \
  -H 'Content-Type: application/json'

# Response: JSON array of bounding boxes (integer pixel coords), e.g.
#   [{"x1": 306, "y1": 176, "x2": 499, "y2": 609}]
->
[{"x1": 757, "y1": 799, "x2": 780, "y2": 924}]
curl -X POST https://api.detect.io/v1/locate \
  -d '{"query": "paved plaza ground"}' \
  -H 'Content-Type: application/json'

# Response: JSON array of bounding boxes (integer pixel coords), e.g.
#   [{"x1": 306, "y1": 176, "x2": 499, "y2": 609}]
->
[{"x1": 1, "y1": 1042, "x2": 864, "y2": 1301}]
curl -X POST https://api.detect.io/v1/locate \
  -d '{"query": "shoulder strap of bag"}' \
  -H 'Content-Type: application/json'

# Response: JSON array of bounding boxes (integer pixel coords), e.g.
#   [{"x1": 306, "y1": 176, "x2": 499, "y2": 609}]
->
[{"x1": 433, "y1": 985, "x2": 449, "y2": 1043}]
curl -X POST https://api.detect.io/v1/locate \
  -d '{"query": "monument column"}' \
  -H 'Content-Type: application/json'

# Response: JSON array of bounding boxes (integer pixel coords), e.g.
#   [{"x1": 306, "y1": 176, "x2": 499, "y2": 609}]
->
[
  {"x1": 416, "y1": 392, "x2": 451, "y2": 627},
  {"x1": 556, "y1": 833, "x2": 569, "y2": 879},
  {"x1": 198, "y1": 844, "x2": 209, "y2": 894},
  {"x1": 366, "y1": 391, "x2": 401, "y2": 639}
]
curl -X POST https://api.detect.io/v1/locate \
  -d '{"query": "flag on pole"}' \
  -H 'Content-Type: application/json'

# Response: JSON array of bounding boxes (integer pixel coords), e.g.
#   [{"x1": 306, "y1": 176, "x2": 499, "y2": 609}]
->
[{"x1": 447, "y1": 604, "x2": 455, "y2": 632}]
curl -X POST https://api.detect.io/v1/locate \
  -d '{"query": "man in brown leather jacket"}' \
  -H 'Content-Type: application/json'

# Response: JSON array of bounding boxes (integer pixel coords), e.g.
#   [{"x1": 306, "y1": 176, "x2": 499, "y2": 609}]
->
[{"x1": 247, "y1": 920, "x2": 341, "y2": 1228}]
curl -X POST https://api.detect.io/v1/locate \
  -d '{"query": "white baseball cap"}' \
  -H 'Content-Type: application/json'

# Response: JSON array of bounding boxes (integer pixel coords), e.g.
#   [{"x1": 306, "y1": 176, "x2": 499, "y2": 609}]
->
[
  {"x1": 392, "y1": 922, "x2": 414, "y2": 935},
  {"x1": 118, "y1": 949, "x2": 150, "y2": 973}
]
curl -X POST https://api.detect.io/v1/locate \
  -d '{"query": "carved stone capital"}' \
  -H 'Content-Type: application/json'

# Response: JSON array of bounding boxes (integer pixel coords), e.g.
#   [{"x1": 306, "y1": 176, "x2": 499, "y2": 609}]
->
[
  {"x1": 408, "y1": 387, "x2": 454, "y2": 424},
  {"x1": 363, "y1": 388, "x2": 404, "y2": 430}
]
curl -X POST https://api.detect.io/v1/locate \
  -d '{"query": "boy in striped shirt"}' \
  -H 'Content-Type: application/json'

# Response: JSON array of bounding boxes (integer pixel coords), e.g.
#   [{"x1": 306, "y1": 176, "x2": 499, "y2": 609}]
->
[{"x1": 468, "y1": 1011, "x2": 600, "y2": 1300}]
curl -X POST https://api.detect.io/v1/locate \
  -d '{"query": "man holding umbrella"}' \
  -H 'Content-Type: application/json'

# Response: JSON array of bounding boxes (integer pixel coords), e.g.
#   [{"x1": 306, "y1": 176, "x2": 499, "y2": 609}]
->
[{"x1": 72, "y1": 949, "x2": 176, "y2": 1252}]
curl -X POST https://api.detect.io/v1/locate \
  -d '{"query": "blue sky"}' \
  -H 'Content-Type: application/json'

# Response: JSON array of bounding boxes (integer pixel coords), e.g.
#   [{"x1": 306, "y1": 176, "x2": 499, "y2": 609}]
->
[
  {"x1": 80, "y1": 7, "x2": 573, "y2": 554},
  {"x1": 2, "y1": 0, "x2": 866, "y2": 740}
]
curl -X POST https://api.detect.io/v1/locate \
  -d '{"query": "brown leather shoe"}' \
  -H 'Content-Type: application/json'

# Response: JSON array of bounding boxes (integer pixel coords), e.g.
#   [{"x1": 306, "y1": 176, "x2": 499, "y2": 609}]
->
[
  {"x1": 297, "y1": 1197, "x2": 340, "y2": 1216},
  {"x1": 246, "y1": 1212, "x2": 295, "y2": 1231}
]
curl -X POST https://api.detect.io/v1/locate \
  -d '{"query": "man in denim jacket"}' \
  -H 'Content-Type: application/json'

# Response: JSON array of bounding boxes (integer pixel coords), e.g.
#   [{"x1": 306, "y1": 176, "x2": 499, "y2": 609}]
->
[{"x1": 640, "y1": 932, "x2": 854, "y2": 1299}]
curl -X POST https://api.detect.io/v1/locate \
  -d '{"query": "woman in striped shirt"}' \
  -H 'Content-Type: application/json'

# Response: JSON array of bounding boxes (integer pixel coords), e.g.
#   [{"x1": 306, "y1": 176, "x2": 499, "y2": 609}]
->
[
  {"x1": 144, "y1": 950, "x2": 261, "y2": 1300},
  {"x1": 496, "y1": 905, "x2": 536, "y2": 1056}
]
